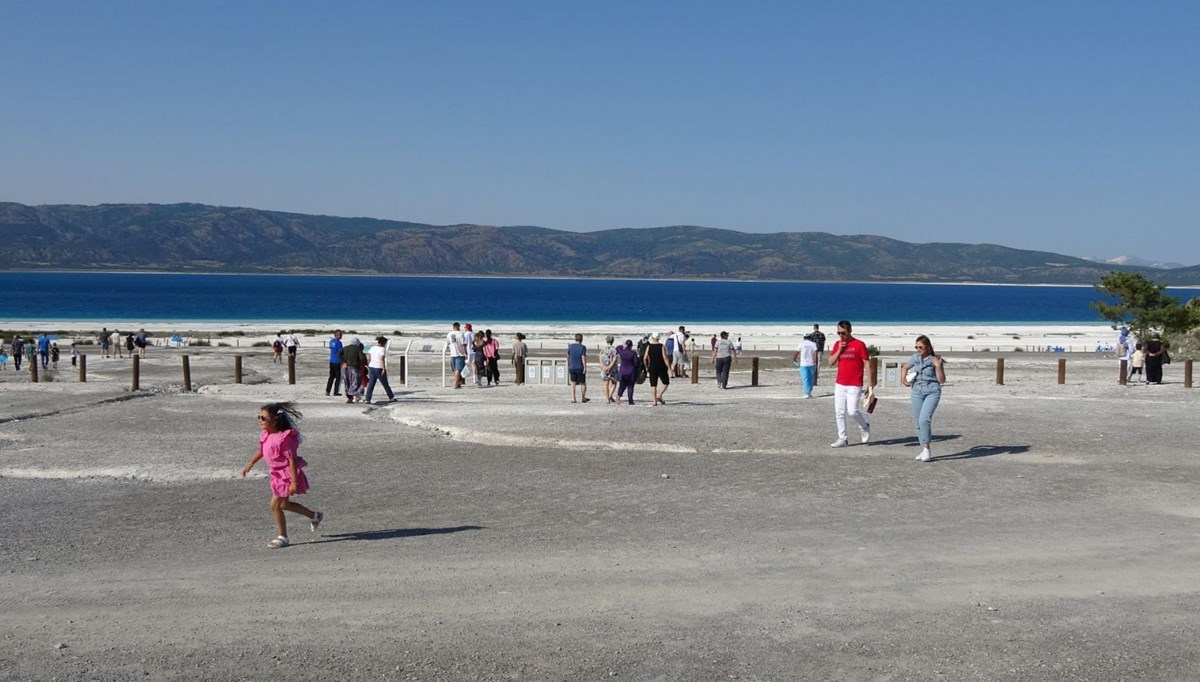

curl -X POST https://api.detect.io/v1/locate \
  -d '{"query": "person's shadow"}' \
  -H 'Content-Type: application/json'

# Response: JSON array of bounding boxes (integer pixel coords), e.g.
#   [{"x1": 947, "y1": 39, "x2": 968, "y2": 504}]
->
[
  {"x1": 933, "y1": 444, "x2": 1030, "y2": 461},
  {"x1": 309, "y1": 525, "x2": 483, "y2": 545},
  {"x1": 870, "y1": 434, "x2": 961, "y2": 447}
]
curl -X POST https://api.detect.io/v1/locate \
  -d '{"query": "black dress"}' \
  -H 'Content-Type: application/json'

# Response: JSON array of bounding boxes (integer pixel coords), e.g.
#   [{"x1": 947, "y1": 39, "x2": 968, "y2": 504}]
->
[{"x1": 1144, "y1": 339, "x2": 1164, "y2": 384}]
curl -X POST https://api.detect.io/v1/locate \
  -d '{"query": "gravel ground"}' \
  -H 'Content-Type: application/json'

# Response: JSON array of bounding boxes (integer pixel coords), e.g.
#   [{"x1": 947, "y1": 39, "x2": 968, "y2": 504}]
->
[{"x1": 2, "y1": 347, "x2": 1200, "y2": 681}]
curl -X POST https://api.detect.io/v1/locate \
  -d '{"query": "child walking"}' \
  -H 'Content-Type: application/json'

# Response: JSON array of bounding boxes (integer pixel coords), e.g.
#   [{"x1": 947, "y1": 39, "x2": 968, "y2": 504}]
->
[
  {"x1": 1130, "y1": 343, "x2": 1145, "y2": 383},
  {"x1": 241, "y1": 402, "x2": 324, "y2": 549}
]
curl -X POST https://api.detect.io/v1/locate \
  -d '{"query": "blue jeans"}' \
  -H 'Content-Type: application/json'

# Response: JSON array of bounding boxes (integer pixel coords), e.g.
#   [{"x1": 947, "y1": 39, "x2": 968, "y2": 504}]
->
[
  {"x1": 365, "y1": 367, "x2": 394, "y2": 402},
  {"x1": 910, "y1": 387, "x2": 941, "y2": 445}
]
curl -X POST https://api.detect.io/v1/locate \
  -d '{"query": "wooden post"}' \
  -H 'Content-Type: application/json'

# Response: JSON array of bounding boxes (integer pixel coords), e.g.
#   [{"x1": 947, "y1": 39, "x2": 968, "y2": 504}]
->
[
  {"x1": 399, "y1": 356, "x2": 407, "y2": 384},
  {"x1": 751, "y1": 357, "x2": 759, "y2": 386},
  {"x1": 691, "y1": 355, "x2": 699, "y2": 384},
  {"x1": 182, "y1": 355, "x2": 192, "y2": 392},
  {"x1": 29, "y1": 357, "x2": 38, "y2": 383},
  {"x1": 1119, "y1": 359, "x2": 1128, "y2": 385},
  {"x1": 287, "y1": 353, "x2": 296, "y2": 385},
  {"x1": 868, "y1": 357, "x2": 878, "y2": 388},
  {"x1": 131, "y1": 355, "x2": 140, "y2": 391},
  {"x1": 1185, "y1": 359, "x2": 1193, "y2": 389},
  {"x1": 234, "y1": 355, "x2": 243, "y2": 384},
  {"x1": 996, "y1": 358, "x2": 1005, "y2": 385},
  {"x1": 79, "y1": 354, "x2": 87, "y2": 383},
  {"x1": 1057, "y1": 358, "x2": 1066, "y2": 384}
]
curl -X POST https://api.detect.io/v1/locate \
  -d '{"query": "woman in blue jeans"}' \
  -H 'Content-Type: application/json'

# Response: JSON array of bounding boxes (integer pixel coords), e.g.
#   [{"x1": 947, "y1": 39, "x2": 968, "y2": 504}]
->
[
  {"x1": 901, "y1": 335, "x2": 946, "y2": 462},
  {"x1": 364, "y1": 336, "x2": 395, "y2": 404}
]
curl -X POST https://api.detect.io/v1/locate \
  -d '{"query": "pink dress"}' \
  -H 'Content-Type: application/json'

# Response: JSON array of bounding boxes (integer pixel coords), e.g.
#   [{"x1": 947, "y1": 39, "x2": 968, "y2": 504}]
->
[{"x1": 260, "y1": 428, "x2": 309, "y2": 498}]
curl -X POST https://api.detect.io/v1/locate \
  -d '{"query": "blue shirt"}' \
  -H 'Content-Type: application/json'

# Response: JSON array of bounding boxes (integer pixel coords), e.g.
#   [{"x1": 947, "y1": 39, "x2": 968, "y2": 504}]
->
[
  {"x1": 328, "y1": 338, "x2": 344, "y2": 363},
  {"x1": 37, "y1": 336, "x2": 51, "y2": 352},
  {"x1": 567, "y1": 343, "x2": 587, "y2": 370},
  {"x1": 907, "y1": 353, "x2": 942, "y2": 391}
]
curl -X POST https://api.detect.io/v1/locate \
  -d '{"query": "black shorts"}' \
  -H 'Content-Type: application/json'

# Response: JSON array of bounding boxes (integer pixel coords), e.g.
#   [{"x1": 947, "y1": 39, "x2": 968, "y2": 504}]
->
[
  {"x1": 648, "y1": 366, "x2": 670, "y2": 387},
  {"x1": 287, "y1": 346, "x2": 297, "y2": 355},
  {"x1": 569, "y1": 369, "x2": 586, "y2": 384}
]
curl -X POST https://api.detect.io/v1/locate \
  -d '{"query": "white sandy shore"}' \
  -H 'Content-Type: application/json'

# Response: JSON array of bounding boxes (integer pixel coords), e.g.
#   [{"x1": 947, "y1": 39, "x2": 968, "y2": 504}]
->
[{"x1": 1, "y1": 319, "x2": 1121, "y2": 354}]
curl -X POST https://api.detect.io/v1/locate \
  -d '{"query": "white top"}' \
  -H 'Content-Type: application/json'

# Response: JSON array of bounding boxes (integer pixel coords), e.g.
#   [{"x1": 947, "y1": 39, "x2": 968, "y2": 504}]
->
[
  {"x1": 796, "y1": 339, "x2": 818, "y2": 367},
  {"x1": 447, "y1": 330, "x2": 464, "y2": 357},
  {"x1": 284, "y1": 334, "x2": 299, "y2": 348},
  {"x1": 367, "y1": 344, "x2": 387, "y2": 369}
]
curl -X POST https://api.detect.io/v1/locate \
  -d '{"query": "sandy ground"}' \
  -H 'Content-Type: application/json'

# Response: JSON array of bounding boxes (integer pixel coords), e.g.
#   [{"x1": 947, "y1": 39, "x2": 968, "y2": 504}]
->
[{"x1": 2, "y1": 342, "x2": 1199, "y2": 681}]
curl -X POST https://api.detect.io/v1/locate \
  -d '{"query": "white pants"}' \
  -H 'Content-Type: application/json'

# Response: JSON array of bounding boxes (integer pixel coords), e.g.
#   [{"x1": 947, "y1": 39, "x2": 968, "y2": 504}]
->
[{"x1": 834, "y1": 383, "x2": 869, "y2": 441}]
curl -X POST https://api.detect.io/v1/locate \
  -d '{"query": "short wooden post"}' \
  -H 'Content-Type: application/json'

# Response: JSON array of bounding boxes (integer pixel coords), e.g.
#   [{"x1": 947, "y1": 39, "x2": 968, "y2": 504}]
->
[
  {"x1": 691, "y1": 355, "x2": 699, "y2": 384},
  {"x1": 287, "y1": 353, "x2": 296, "y2": 385},
  {"x1": 131, "y1": 355, "x2": 140, "y2": 391},
  {"x1": 79, "y1": 354, "x2": 87, "y2": 383},
  {"x1": 1185, "y1": 359, "x2": 1193, "y2": 389},
  {"x1": 996, "y1": 358, "x2": 1005, "y2": 385},
  {"x1": 234, "y1": 355, "x2": 243, "y2": 384},
  {"x1": 182, "y1": 355, "x2": 192, "y2": 392},
  {"x1": 868, "y1": 357, "x2": 878, "y2": 388},
  {"x1": 1119, "y1": 359, "x2": 1128, "y2": 385},
  {"x1": 399, "y1": 356, "x2": 407, "y2": 384},
  {"x1": 1057, "y1": 358, "x2": 1066, "y2": 385},
  {"x1": 751, "y1": 357, "x2": 759, "y2": 386},
  {"x1": 29, "y1": 358, "x2": 38, "y2": 383}
]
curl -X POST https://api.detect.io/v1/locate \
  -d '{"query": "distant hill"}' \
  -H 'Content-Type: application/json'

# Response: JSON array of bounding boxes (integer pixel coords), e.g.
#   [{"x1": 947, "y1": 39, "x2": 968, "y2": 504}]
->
[{"x1": 2, "y1": 202, "x2": 1196, "y2": 285}]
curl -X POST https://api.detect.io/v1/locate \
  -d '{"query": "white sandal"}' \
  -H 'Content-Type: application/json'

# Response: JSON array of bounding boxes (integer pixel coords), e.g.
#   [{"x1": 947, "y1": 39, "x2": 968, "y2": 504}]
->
[{"x1": 268, "y1": 535, "x2": 290, "y2": 549}]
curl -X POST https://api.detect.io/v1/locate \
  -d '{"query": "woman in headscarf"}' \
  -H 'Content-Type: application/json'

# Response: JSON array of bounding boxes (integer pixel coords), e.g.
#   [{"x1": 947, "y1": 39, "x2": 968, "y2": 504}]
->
[
  {"x1": 1144, "y1": 333, "x2": 1166, "y2": 385},
  {"x1": 339, "y1": 336, "x2": 367, "y2": 403}
]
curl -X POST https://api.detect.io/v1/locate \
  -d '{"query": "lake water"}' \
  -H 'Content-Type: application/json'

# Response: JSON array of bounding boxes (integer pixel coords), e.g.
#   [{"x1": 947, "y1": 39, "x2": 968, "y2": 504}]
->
[{"x1": 1, "y1": 271, "x2": 1185, "y2": 325}]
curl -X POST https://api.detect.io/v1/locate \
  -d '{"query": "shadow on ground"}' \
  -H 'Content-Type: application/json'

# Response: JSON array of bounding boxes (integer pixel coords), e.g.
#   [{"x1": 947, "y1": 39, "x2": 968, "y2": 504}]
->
[
  {"x1": 310, "y1": 525, "x2": 484, "y2": 544},
  {"x1": 934, "y1": 444, "x2": 1031, "y2": 461}
]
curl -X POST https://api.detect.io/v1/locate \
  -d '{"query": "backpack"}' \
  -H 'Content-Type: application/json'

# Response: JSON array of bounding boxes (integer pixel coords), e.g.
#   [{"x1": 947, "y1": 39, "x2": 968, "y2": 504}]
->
[{"x1": 273, "y1": 340, "x2": 283, "y2": 352}]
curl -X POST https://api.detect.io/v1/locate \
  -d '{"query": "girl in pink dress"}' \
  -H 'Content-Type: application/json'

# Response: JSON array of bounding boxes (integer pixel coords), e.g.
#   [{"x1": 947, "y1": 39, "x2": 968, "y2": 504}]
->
[{"x1": 241, "y1": 402, "x2": 324, "y2": 549}]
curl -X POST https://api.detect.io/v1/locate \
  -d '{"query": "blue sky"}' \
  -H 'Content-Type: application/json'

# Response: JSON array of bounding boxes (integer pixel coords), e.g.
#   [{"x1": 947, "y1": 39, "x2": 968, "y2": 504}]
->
[{"x1": 3, "y1": 1, "x2": 1198, "y2": 264}]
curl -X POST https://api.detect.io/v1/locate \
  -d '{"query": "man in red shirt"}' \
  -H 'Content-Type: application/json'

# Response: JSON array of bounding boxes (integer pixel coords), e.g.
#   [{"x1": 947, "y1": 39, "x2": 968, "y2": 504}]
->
[{"x1": 829, "y1": 319, "x2": 871, "y2": 447}]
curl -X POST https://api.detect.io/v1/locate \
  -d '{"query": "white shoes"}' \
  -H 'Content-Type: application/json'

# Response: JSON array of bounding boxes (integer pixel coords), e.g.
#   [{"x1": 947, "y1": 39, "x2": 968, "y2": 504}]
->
[
  {"x1": 860, "y1": 428, "x2": 871, "y2": 444},
  {"x1": 830, "y1": 439, "x2": 849, "y2": 448},
  {"x1": 310, "y1": 510, "x2": 324, "y2": 532},
  {"x1": 916, "y1": 449, "x2": 931, "y2": 462}
]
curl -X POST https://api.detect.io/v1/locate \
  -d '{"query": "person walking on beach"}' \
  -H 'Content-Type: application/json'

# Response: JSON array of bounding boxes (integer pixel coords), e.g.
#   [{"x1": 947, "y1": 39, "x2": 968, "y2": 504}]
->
[
  {"x1": 616, "y1": 339, "x2": 639, "y2": 405},
  {"x1": 364, "y1": 336, "x2": 395, "y2": 404},
  {"x1": 793, "y1": 334, "x2": 818, "y2": 398},
  {"x1": 902, "y1": 335, "x2": 946, "y2": 462},
  {"x1": 1144, "y1": 333, "x2": 1167, "y2": 384},
  {"x1": 567, "y1": 333, "x2": 589, "y2": 403},
  {"x1": 50, "y1": 342, "x2": 60, "y2": 370},
  {"x1": 99, "y1": 328, "x2": 110, "y2": 358},
  {"x1": 471, "y1": 330, "x2": 487, "y2": 386},
  {"x1": 111, "y1": 330, "x2": 123, "y2": 358},
  {"x1": 37, "y1": 333, "x2": 51, "y2": 369},
  {"x1": 325, "y1": 330, "x2": 344, "y2": 396},
  {"x1": 600, "y1": 336, "x2": 619, "y2": 403},
  {"x1": 71, "y1": 345, "x2": 78, "y2": 368},
  {"x1": 339, "y1": 336, "x2": 366, "y2": 403},
  {"x1": 1130, "y1": 342, "x2": 1145, "y2": 383},
  {"x1": 0, "y1": 346, "x2": 8, "y2": 370},
  {"x1": 281, "y1": 331, "x2": 298, "y2": 359},
  {"x1": 829, "y1": 320, "x2": 871, "y2": 447},
  {"x1": 643, "y1": 332, "x2": 671, "y2": 406},
  {"x1": 810, "y1": 324, "x2": 826, "y2": 385},
  {"x1": 672, "y1": 326, "x2": 689, "y2": 378},
  {"x1": 272, "y1": 336, "x2": 284, "y2": 364},
  {"x1": 241, "y1": 402, "x2": 323, "y2": 549},
  {"x1": 483, "y1": 329, "x2": 501, "y2": 385},
  {"x1": 463, "y1": 324, "x2": 478, "y2": 385},
  {"x1": 135, "y1": 329, "x2": 149, "y2": 357},
  {"x1": 11, "y1": 336, "x2": 23, "y2": 372},
  {"x1": 1115, "y1": 327, "x2": 1133, "y2": 378},
  {"x1": 511, "y1": 332, "x2": 528, "y2": 385},
  {"x1": 447, "y1": 322, "x2": 466, "y2": 388},
  {"x1": 712, "y1": 331, "x2": 736, "y2": 389},
  {"x1": 125, "y1": 333, "x2": 136, "y2": 357}
]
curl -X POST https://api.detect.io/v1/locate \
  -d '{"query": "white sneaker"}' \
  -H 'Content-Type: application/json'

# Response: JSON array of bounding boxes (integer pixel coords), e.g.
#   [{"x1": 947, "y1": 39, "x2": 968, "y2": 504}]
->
[
  {"x1": 860, "y1": 428, "x2": 871, "y2": 444},
  {"x1": 310, "y1": 511, "x2": 324, "y2": 532},
  {"x1": 917, "y1": 449, "x2": 931, "y2": 462},
  {"x1": 830, "y1": 439, "x2": 848, "y2": 448}
]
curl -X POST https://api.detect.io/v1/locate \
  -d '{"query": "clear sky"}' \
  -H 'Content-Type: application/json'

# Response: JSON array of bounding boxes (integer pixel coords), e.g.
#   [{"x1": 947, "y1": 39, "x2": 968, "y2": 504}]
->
[{"x1": 2, "y1": 2, "x2": 1197, "y2": 264}]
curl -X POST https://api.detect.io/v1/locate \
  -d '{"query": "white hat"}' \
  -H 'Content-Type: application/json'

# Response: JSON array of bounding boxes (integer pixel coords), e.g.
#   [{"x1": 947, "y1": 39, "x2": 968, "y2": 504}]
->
[{"x1": 651, "y1": 332, "x2": 660, "y2": 340}]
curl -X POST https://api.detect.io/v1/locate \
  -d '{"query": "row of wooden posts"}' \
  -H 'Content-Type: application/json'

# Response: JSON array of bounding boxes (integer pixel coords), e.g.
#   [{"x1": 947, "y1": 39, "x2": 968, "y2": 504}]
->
[{"x1": 20, "y1": 354, "x2": 1195, "y2": 390}]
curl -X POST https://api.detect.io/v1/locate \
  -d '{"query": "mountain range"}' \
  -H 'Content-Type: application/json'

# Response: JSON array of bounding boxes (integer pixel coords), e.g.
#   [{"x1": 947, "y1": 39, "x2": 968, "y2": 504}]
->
[{"x1": 2, "y1": 202, "x2": 1198, "y2": 285}]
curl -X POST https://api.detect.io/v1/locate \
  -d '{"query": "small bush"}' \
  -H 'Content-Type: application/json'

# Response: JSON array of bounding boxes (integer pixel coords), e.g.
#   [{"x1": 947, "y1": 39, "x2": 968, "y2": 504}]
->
[
  {"x1": 866, "y1": 344, "x2": 880, "y2": 357},
  {"x1": 252, "y1": 341, "x2": 272, "y2": 347},
  {"x1": 191, "y1": 339, "x2": 211, "y2": 347},
  {"x1": 1014, "y1": 347, "x2": 1025, "y2": 352},
  {"x1": 217, "y1": 342, "x2": 230, "y2": 347},
  {"x1": 967, "y1": 335, "x2": 975, "y2": 340}
]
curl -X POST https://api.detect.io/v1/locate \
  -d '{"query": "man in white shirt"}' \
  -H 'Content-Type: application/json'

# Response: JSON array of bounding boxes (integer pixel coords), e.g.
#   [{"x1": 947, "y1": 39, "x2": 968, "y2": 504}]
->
[
  {"x1": 672, "y1": 326, "x2": 688, "y2": 378},
  {"x1": 446, "y1": 322, "x2": 466, "y2": 388},
  {"x1": 793, "y1": 334, "x2": 819, "y2": 398}
]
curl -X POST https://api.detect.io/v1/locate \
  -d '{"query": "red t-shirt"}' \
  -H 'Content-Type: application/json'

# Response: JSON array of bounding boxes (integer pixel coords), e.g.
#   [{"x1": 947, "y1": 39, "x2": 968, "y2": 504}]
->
[{"x1": 833, "y1": 338, "x2": 868, "y2": 387}]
